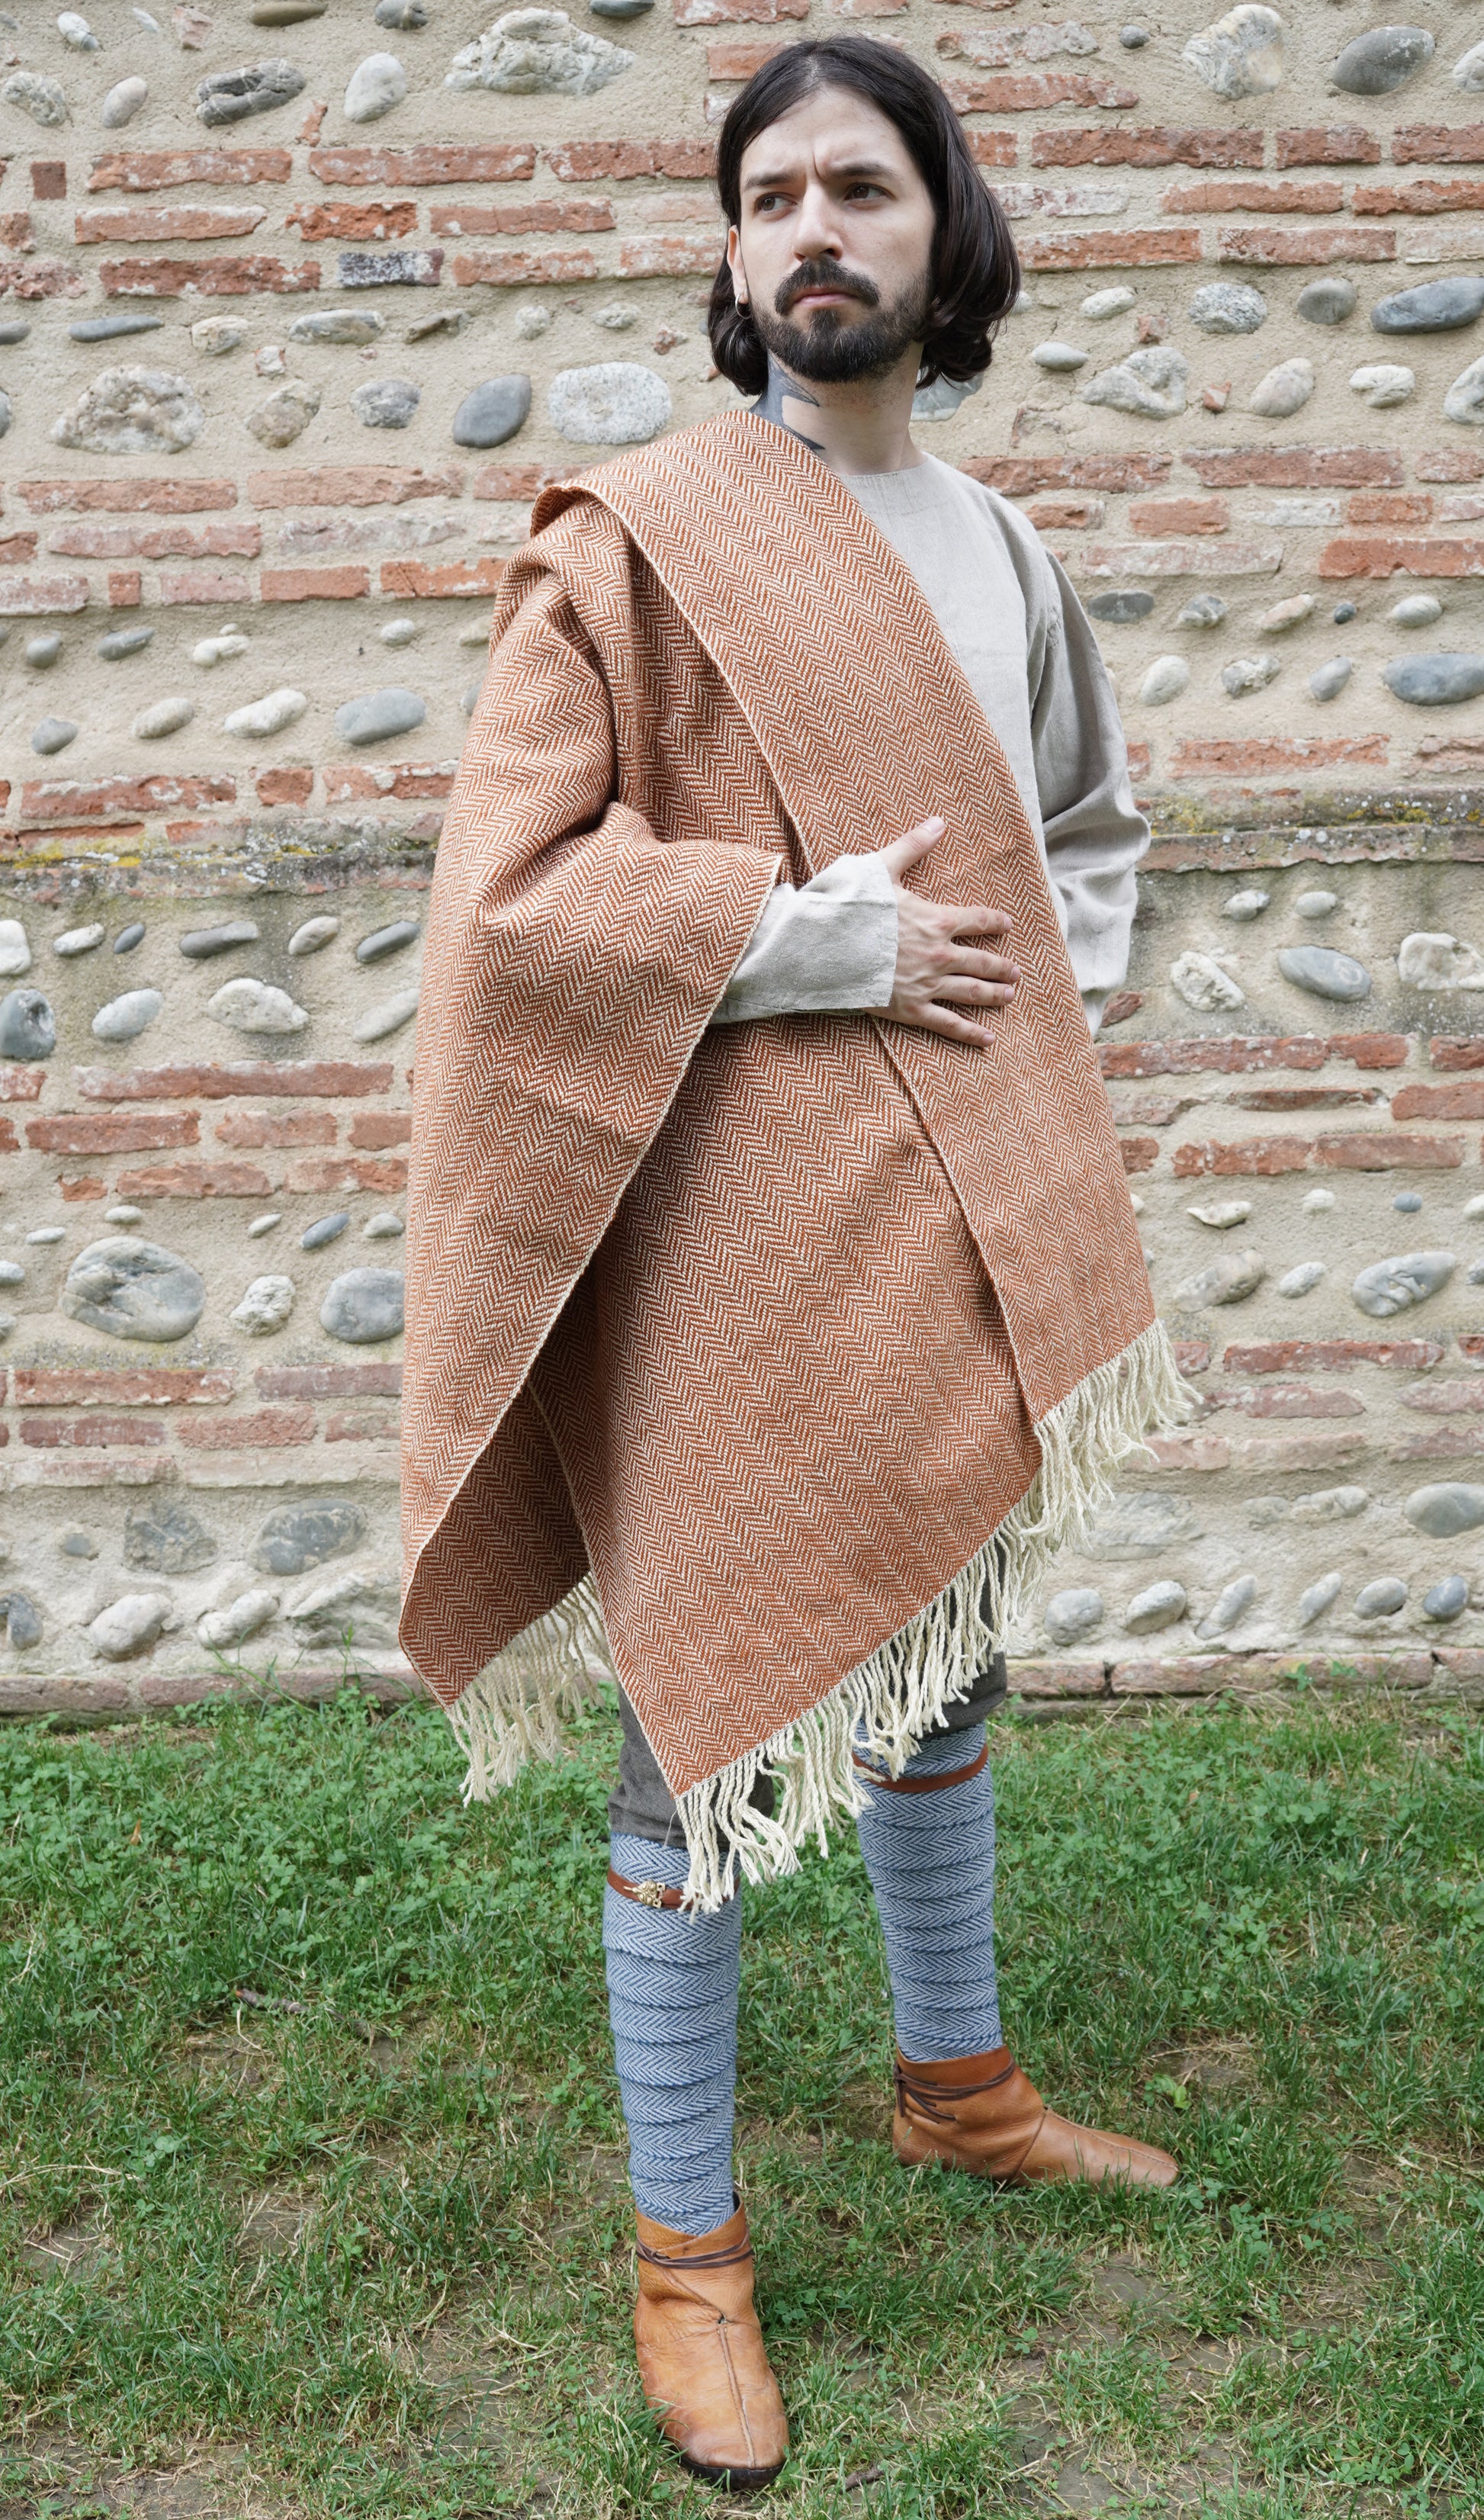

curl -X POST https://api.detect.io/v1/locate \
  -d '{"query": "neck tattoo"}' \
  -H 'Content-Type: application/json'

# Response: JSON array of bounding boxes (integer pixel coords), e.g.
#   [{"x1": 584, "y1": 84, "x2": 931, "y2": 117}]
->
[{"x1": 753, "y1": 356, "x2": 827, "y2": 458}]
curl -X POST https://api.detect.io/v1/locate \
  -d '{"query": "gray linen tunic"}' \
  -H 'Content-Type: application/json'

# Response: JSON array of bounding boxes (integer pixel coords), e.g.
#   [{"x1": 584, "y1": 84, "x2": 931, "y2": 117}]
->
[{"x1": 710, "y1": 451, "x2": 1148, "y2": 1035}]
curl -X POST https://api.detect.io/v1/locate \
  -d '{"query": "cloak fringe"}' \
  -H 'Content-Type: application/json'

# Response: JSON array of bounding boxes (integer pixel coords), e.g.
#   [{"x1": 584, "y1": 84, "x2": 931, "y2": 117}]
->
[{"x1": 443, "y1": 1317, "x2": 1196, "y2": 1910}]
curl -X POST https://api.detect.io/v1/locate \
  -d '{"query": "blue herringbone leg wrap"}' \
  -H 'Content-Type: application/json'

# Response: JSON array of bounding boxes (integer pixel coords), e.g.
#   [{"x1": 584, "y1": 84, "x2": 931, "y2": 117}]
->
[
  {"x1": 853, "y1": 1720, "x2": 1002, "y2": 2064},
  {"x1": 603, "y1": 1831, "x2": 740, "y2": 2238}
]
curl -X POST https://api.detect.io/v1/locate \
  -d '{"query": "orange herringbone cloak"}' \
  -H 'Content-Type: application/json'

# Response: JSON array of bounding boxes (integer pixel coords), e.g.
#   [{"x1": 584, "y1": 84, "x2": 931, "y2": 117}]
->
[{"x1": 399, "y1": 412, "x2": 1187, "y2": 1904}]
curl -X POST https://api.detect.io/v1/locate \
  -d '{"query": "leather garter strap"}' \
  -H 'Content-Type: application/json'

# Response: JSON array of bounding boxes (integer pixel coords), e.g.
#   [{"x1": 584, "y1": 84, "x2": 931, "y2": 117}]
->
[
  {"x1": 894, "y1": 2049, "x2": 1020, "y2": 2127},
  {"x1": 851, "y1": 1737, "x2": 991, "y2": 1795},
  {"x1": 607, "y1": 1864, "x2": 736, "y2": 1911},
  {"x1": 635, "y1": 2229, "x2": 756, "y2": 2272}
]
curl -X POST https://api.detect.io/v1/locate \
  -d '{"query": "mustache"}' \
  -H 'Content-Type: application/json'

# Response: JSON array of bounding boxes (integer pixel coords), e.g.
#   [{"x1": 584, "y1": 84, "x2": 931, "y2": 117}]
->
[{"x1": 775, "y1": 258, "x2": 880, "y2": 317}]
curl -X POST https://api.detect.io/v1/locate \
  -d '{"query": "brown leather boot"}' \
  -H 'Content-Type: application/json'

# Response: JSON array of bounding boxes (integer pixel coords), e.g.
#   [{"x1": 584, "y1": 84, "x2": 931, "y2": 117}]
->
[
  {"x1": 633, "y1": 2196, "x2": 789, "y2": 2489},
  {"x1": 893, "y1": 2045, "x2": 1178, "y2": 2190}
]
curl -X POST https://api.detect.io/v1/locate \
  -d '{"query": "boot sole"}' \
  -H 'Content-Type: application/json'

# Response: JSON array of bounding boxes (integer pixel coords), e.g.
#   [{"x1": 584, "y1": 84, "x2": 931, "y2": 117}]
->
[{"x1": 679, "y1": 2451, "x2": 787, "y2": 2491}]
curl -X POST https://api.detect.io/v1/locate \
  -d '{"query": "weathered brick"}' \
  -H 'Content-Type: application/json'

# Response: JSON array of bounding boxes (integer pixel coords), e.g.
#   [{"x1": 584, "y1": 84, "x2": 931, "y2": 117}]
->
[
  {"x1": 112, "y1": 1162, "x2": 272, "y2": 1198},
  {"x1": 1348, "y1": 493, "x2": 1434, "y2": 527},
  {"x1": 20, "y1": 477, "x2": 237, "y2": 514},
  {"x1": 323, "y1": 762, "x2": 455, "y2": 802},
  {"x1": 706, "y1": 37, "x2": 787, "y2": 76},
  {"x1": 247, "y1": 464, "x2": 463, "y2": 509},
  {"x1": 965, "y1": 453, "x2": 1171, "y2": 493},
  {"x1": 255, "y1": 1361, "x2": 403, "y2": 1398},
  {"x1": 429, "y1": 198, "x2": 613, "y2": 235},
  {"x1": 544, "y1": 140, "x2": 716, "y2": 182},
  {"x1": 1181, "y1": 445, "x2": 1405, "y2": 487},
  {"x1": 1025, "y1": 494, "x2": 1105, "y2": 529},
  {"x1": 1168, "y1": 734, "x2": 1388, "y2": 774},
  {"x1": 1390, "y1": 1425, "x2": 1484, "y2": 1463},
  {"x1": 965, "y1": 131, "x2": 1019, "y2": 167},
  {"x1": 1161, "y1": 177, "x2": 1344, "y2": 214},
  {"x1": 1430, "y1": 1038, "x2": 1484, "y2": 1072},
  {"x1": 471, "y1": 460, "x2": 583, "y2": 500},
  {"x1": 617, "y1": 236, "x2": 719, "y2": 276},
  {"x1": 156, "y1": 571, "x2": 252, "y2": 606},
  {"x1": 1217, "y1": 225, "x2": 1395, "y2": 265},
  {"x1": 25, "y1": 1111, "x2": 198, "y2": 1154},
  {"x1": 1224, "y1": 1338, "x2": 1444, "y2": 1375},
  {"x1": 449, "y1": 246, "x2": 599, "y2": 286},
  {"x1": 1399, "y1": 1379, "x2": 1484, "y2": 1415},
  {"x1": 1275, "y1": 125, "x2": 1382, "y2": 166},
  {"x1": 76, "y1": 204, "x2": 268, "y2": 243},
  {"x1": 1412, "y1": 735, "x2": 1484, "y2": 773},
  {"x1": 1018, "y1": 226, "x2": 1202, "y2": 268},
  {"x1": 673, "y1": 0, "x2": 805, "y2": 18},
  {"x1": 1119, "y1": 1136, "x2": 1159, "y2": 1172},
  {"x1": 1209, "y1": 1382, "x2": 1366, "y2": 1419},
  {"x1": 214, "y1": 1107, "x2": 336, "y2": 1148},
  {"x1": 47, "y1": 520, "x2": 261, "y2": 560},
  {"x1": 1355, "y1": 177, "x2": 1484, "y2": 217},
  {"x1": 1010, "y1": 1660, "x2": 1109, "y2": 1699},
  {"x1": 108, "y1": 571, "x2": 143, "y2": 609},
  {"x1": 176, "y1": 1406, "x2": 315, "y2": 1450},
  {"x1": 285, "y1": 201, "x2": 418, "y2": 240},
  {"x1": 0, "y1": 211, "x2": 34, "y2": 249},
  {"x1": 14, "y1": 1367, "x2": 235, "y2": 1406},
  {"x1": 58, "y1": 1176, "x2": 108, "y2": 1203},
  {"x1": 88, "y1": 147, "x2": 292, "y2": 191},
  {"x1": 260, "y1": 564, "x2": 370, "y2": 602},
  {"x1": 631, "y1": 190, "x2": 718, "y2": 225},
  {"x1": 0, "y1": 1117, "x2": 18, "y2": 1151},
  {"x1": 1031, "y1": 125, "x2": 1263, "y2": 169},
  {"x1": 18, "y1": 772, "x2": 234, "y2": 824},
  {"x1": 1234, "y1": 1085, "x2": 1383, "y2": 1111},
  {"x1": 21, "y1": 1414, "x2": 166, "y2": 1448},
  {"x1": 1391, "y1": 1081, "x2": 1484, "y2": 1117},
  {"x1": 348, "y1": 1111, "x2": 411, "y2": 1148},
  {"x1": 326, "y1": 1409, "x2": 401, "y2": 1442},
  {"x1": 282, "y1": 1155, "x2": 407, "y2": 1194},
  {"x1": 255, "y1": 767, "x2": 313, "y2": 805},
  {"x1": 0, "y1": 255, "x2": 85, "y2": 301},
  {"x1": 1110, "y1": 1657, "x2": 1235, "y2": 1696},
  {"x1": 0, "y1": 1066, "x2": 47, "y2": 1101},
  {"x1": 1100, "y1": 1034, "x2": 1405, "y2": 1078},
  {"x1": 1318, "y1": 535, "x2": 1484, "y2": 580},
  {"x1": 31, "y1": 161, "x2": 67, "y2": 201},
  {"x1": 1394, "y1": 125, "x2": 1484, "y2": 165},
  {"x1": 379, "y1": 558, "x2": 503, "y2": 598},
  {"x1": 1081, "y1": 539, "x2": 1281, "y2": 576},
  {"x1": 1440, "y1": 493, "x2": 1484, "y2": 522},
  {"x1": 75, "y1": 1059, "x2": 392, "y2": 1101},
  {"x1": 1126, "y1": 495, "x2": 1229, "y2": 535},
  {"x1": 946, "y1": 73, "x2": 1140, "y2": 113},
  {"x1": 308, "y1": 143, "x2": 537, "y2": 186},
  {"x1": 998, "y1": 181, "x2": 1139, "y2": 220},
  {"x1": 1414, "y1": 449, "x2": 1484, "y2": 485},
  {"x1": 0, "y1": 533, "x2": 37, "y2": 564},
  {"x1": 100, "y1": 255, "x2": 320, "y2": 296},
  {"x1": 0, "y1": 572, "x2": 89, "y2": 616}
]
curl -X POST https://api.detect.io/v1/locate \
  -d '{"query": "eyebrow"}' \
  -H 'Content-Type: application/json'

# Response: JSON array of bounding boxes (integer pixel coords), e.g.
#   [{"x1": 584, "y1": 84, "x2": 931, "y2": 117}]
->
[{"x1": 742, "y1": 156, "x2": 895, "y2": 191}]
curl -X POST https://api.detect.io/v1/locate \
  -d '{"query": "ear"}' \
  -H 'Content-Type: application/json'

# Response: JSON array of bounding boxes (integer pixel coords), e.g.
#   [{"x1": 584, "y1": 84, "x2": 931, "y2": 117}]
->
[{"x1": 725, "y1": 223, "x2": 748, "y2": 309}]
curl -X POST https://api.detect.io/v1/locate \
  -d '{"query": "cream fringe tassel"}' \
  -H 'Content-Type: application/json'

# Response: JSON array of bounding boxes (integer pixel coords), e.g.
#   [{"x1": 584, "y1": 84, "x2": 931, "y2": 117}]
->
[{"x1": 445, "y1": 1317, "x2": 1197, "y2": 1911}]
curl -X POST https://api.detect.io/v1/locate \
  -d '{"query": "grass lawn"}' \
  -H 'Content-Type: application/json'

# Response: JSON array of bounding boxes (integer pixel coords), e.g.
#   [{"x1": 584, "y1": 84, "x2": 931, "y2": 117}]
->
[{"x1": 1, "y1": 1679, "x2": 1482, "y2": 2519}]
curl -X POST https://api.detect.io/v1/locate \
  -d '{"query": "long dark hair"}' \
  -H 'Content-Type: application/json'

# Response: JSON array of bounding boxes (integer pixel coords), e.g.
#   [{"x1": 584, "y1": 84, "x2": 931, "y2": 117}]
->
[{"x1": 708, "y1": 37, "x2": 1020, "y2": 396}]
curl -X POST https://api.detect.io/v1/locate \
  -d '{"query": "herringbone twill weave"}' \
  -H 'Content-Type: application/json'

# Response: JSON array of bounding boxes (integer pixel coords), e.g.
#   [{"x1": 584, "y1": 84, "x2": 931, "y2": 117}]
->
[{"x1": 398, "y1": 410, "x2": 1193, "y2": 1908}]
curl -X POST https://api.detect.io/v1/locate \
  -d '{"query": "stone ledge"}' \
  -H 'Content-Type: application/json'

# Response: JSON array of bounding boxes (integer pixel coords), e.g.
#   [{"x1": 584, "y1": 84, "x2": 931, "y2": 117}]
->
[{"x1": 0, "y1": 1660, "x2": 422, "y2": 1723}]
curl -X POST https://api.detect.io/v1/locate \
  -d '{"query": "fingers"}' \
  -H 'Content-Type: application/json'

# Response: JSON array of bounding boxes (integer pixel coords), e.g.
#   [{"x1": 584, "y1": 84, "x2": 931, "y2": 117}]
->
[
  {"x1": 933, "y1": 948, "x2": 1019, "y2": 985},
  {"x1": 911, "y1": 1003, "x2": 994, "y2": 1048},
  {"x1": 942, "y1": 905, "x2": 1013, "y2": 940},
  {"x1": 930, "y1": 976, "x2": 1018, "y2": 1008},
  {"x1": 879, "y1": 815, "x2": 946, "y2": 879}
]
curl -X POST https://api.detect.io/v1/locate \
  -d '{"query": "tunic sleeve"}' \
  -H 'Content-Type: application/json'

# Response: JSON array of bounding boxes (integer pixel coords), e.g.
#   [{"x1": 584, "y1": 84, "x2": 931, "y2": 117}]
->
[
  {"x1": 707, "y1": 848, "x2": 898, "y2": 1027},
  {"x1": 1028, "y1": 548, "x2": 1151, "y2": 1034}
]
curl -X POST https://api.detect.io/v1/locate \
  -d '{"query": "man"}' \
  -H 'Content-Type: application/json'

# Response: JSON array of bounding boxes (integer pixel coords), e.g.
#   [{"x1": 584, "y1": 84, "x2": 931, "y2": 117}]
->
[{"x1": 400, "y1": 36, "x2": 1190, "y2": 2491}]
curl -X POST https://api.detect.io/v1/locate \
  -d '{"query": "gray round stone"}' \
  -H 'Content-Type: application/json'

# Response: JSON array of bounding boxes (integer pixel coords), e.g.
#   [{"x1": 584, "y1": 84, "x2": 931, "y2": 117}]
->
[
  {"x1": 1351, "y1": 1251, "x2": 1457, "y2": 1317},
  {"x1": 1392, "y1": 594, "x2": 1444, "y2": 628},
  {"x1": 60, "y1": 1236, "x2": 206, "y2": 1342},
  {"x1": 375, "y1": 0, "x2": 430, "y2": 23},
  {"x1": 287, "y1": 309, "x2": 384, "y2": 346},
  {"x1": 1309, "y1": 656, "x2": 1353, "y2": 702},
  {"x1": 31, "y1": 718, "x2": 78, "y2": 756},
  {"x1": 1, "y1": 71, "x2": 68, "y2": 128},
  {"x1": 345, "y1": 51, "x2": 407, "y2": 123},
  {"x1": 320, "y1": 1266, "x2": 405, "y2": 1343},
  {"x1": 1044, "y1": 1586, "x2": 1103, "y2": 1645},
  {"x1": 351, "y1": 377, "x2": 421, "y2": 429},
  {"x1": 1405, "y1": 1482, "x2": 1484, "y2": 1538},
  {"x1": 180, "y1": 921, "x2": 261, "y2": 960},
  {"x1": 26, "y1": 633, "x2": 62, "y2": 668},
  {"x1": 300, "y1": 1210, "x2": 350, "y2": 1251},
  {"x1": 113, "y1": 921, "x2": 146, "y2": 953},
  {"x1": 1199, "y1": 1574, "x2": 1258, "y2": 1638},
  {"x1": 334, "y1": 686, "x2": 426, "y2": 746},
  {"x1": 0, "y1": 989, "x2": 56, "y2": 1059},
  {"x1": 1173, "y1": 1248, "x2": 1267, "y2": 1307},
  {"x1": 1394, "y1": 1190, "x2": 1424, "y2": 1213},
  {"x1": 252, "y1": 1499, "x2": 366, "y2": 1577},
  {"x1": 98, "y1": 625, "x2": 155, "y2": 661},
  {"x1": 1423, "y1": 1575, "x2": 1469, "y2": 1621},
  {"x1": 1119, "y1": 22, "x2": 1149, "y2": 45},
  {"x1": 1087, "y1": 589, "x2": 1155, "y2": 624},
  {"x1": 1296, "y1": 1570, "x2": 1343, "y2": 1627},
  {"x1": 1334, "y1": 602, "x2": 1358, "y2": 623},
  {"x1": 124, "y1": 1499, "x2": 217, "y2": 1574},
  {"x1": 1177, "y1": 592, "x2": 1228, "y2": 628},
  {"x1": 1277, "y1": 946, "x2": 1372, "y2": 1001},
  {"x1": 1331, "y1": 25, "x2": 1434, "y2": 95},
  {"x1": 452, "y1": 374, "x2": 532, "y2": 448},
  {"x1": 102, "y1": 73, "x2": 149, "y2": 125},
  {"x1": 1296, "y1": 275, "x2": 1358, "y2": 326},
  {"x1": 1354, "y1": 1576, "x2": 1409, "y2": 1617},
  {"x1": 69, "y1": 313, "x2": 165, "y2": 343},
  {"x1": 1371, "y1": 276, "x2": 1484, "y2": 333},
  {"x1": 1383, "y1": 653, "x2": 1484, "y2": 706},
  {"x1": 51, "y1": 366, "x2": 204, "y2": 457},
  {"x1": 92, "y1": 988, "x2": 164, "y2": 1043},
  {"x1": 548, "y1": 362, "x2": 673, "y2": 446},
  {"x1": 1124, "y1": 1578, "x2": 1187, "y2": 1633},
  {"x1": 1188, "y1": 281, "x2": 1267, "y2": 335},
  {"x1": 355, "y1": 918, "x2": 420, "y2": 964},
  {"x1": 196, "y1": 57, "x2": 307, "y2": 126},
  {"x1": 5, "y1": 1593, "x2": 43, "y2": 1651},
  {"x1": 592, "y1": 0, "x2": 654, "y2": 14}
]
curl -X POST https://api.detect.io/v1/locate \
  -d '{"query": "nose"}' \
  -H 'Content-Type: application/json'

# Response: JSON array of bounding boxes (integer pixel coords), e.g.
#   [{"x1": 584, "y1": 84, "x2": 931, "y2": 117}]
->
[{"x1": 790, "y1": 175, "x2": 844, "y2": 262}]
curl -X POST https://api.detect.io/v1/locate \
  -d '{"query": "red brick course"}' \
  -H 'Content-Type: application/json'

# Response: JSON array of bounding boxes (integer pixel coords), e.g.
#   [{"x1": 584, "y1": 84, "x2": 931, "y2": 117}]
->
[
  {"x1": 1100, "y1": 1034, "x2": 1408, "y2": 1077},
  {"x1": 18, "y1": 773, "x2": 235, "y2": 824},
  {"x1": 88, "y1": 148, "x2": 292, "y2": 191},
  {"x1": 1168, "y1": 735, "x2": 1389, "y2": 775},
  {"x1": 1393, "y1": 124, "x2": 1484, "y2": 163},
  {"x1": 450, "y1": 248, "x2": 599, "y2": 287},
  {"x1": 429, "y1": 198, "x2": 614, "y2": 235},
  {"x1": 1031, "y1": 125, "x2": 1263, "y2": 168},
  {"x1": 75, "y1": 1059, "x2": 392, "y2": 1101},
  {"x1": 544, "y1": 141, "x2": 716, "y2": 182},
  {"x1": 20, "y1": 477, "x2": 237, "y2": 513},
  {"x1": 617, "y1": 236, "x2": 719, "y2": 277},
  {"x1": 1319, "y1": 535, "x2": 1484, "y2": 580},
  {"x1": 255, "y1": 1362, "x2": 402, "y2": 1398},
  {"x1": 21, "y1": 1416, "x2": 166, "y2": 1448},
  {"x1": 100, "y1": 254, "x2": 319, "y2": 296},
  {"x1": 13, "y1": 1368, "x2": 235, "y2": 1406},
  {"x1": 47, "y1": 521, "x2": 261, "y2": 560},
  {"x1": 1172, "y1": 1132, "x2": 1463, "y2": 1176},
  {"x1": 1181, "y1": 446, "x2": 1405, "y2": 487},
  {"x1": 1209, "y1": 1383, "x2": 1366, "y2": 1419},
  {"x1": 214, "y1": 1108, "x2": 336, "y2": 1148},
  {"x1": 76, "y1": 205, "x2": 268, "y2": 243},
  {"x1": 1127, "y1": 495, "x2": 1229, "y2": 535},
  {"x1": 286, "y1": 201, "x2": 418, "y2": 240},
  {"x1": 946, "y1": 73, "x2": 1139, "y2": 113},
  {"x1": 112, "y1": 1162, "x2": 273, "y2": 1199},
  {"x1": 25, "y1": 1111, "x2": 198, "y2": 1154},
  {"x1": 1019, "y1": 227, "x2": 1202, "y2": 268},
  {"x1": 308, "y1": 143, "x2": 536, "y2": 185},
  {"x1": 0, "y1": 573, "x2": 90, "y2": 616},
  {"x1": 260, "y1": 565, "x2": 371, "y2": 602},
  {"x1": 1275, "y1": 126, "x2": 1381, "y2": 166},
  {"x1": 176, "y1": 1407, "x2": 316, "y2": 1451},
  {"x1": 1161, "y1": 178, "x2": 1344, "y2": 214},
  {"x1": 1430, "y1": 1039, "x2": 1484, "y2": 1071},
  {"x1": 255, "y1": 767, "x2": 313, "y2": 806},
  {"x1": 1223, "y1": 1339, "x2": 1445, "y2": 1374},
  {"x1": 379, "y1": 558, "x2": 503, "y2": 599},
  {"x1": 1217, "y1": 225, "x2": 1396, "y2": 265}
]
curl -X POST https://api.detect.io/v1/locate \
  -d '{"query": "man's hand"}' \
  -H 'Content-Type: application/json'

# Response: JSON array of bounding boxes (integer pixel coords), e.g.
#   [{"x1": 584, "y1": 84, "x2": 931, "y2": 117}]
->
[{"x1": 873, "y1": 817, "x2": 1018, "y2": 1050}]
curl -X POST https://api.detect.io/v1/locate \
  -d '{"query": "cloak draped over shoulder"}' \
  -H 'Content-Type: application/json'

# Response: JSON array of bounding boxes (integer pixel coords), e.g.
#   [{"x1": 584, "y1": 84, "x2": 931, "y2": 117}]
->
[{"x1": 398, "y1": 411, "x2": 1189, "y2": 1907}]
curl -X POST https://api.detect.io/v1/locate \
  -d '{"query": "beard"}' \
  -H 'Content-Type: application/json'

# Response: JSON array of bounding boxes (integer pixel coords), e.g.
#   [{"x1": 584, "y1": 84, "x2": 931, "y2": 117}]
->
[{"x1": 752, "y1": 256, "x2": 933, "y2": 385}]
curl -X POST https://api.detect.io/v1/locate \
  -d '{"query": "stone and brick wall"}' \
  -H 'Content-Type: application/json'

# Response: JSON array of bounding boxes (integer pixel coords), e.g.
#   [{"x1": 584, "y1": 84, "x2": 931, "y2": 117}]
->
[{"x1": 4, "y1": 2, "x2": 1484, "y2": 1721}]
